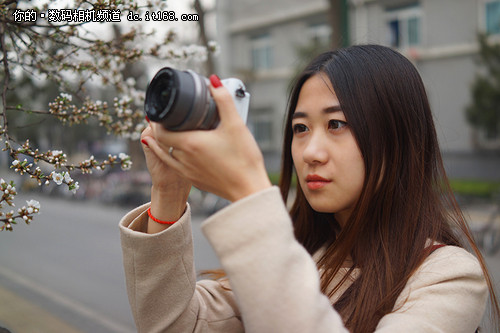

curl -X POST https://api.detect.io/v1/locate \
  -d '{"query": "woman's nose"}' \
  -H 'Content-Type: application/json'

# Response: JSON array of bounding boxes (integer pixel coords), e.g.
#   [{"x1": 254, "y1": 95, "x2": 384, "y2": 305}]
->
[{"x1": 302, "y1": 134, "x2": 328, "y2": 165}]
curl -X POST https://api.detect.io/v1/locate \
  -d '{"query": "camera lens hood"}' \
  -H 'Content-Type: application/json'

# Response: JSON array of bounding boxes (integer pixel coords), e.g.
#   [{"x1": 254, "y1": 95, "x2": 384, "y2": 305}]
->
[{"x1": 144, "y1": 67, "x2": 218, "y2": 131}]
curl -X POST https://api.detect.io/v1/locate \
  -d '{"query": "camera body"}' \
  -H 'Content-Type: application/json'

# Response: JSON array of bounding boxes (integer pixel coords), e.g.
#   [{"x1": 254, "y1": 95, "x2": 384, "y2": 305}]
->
[
  {"x1": 217, "y1": 75, "x2": 250, "y2": 124},
  {"x1": 144, "y1": 67, "x2": 250, "y2": 131}
]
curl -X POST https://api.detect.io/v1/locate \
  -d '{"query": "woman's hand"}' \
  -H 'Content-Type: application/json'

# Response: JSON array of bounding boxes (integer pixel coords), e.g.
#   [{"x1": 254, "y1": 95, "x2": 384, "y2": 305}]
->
[
  {"x1": 141, "y1": 125, "x2": 191, "y2": 192},
  {"x1": 141, "y1": 125, "x2": 191, "y2": 233},
  {"x1": 141, "y1": 76, "x2": 272, "y2": 202}
]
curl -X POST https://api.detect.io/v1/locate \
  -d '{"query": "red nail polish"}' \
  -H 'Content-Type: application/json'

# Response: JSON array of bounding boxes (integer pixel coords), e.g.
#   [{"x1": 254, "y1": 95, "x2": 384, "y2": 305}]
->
[
  {"x1": 145, "y1": 115, "x2": 150, "y2": 123},
  {"x1": 209, "y1": 74, "x2": 222, "y2": 88},
  {"x1": 141, "y1": 139, "x2": 149, "y2": 147}
]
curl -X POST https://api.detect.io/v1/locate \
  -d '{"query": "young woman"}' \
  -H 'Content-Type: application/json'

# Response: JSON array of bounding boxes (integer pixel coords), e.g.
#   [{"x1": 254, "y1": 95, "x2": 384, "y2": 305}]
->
[{"x1": 120, "y1": 45, "x2": 498, "y2": 332}]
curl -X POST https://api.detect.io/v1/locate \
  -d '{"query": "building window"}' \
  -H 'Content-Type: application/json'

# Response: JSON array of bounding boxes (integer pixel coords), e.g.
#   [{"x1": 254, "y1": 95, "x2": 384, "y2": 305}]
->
[
  {"x1": 249, "y1": 111, "x2": 273, "y2": 149},
  {"x1": 386, "y1": 3, "x2": 422, "y2": 49},
  {"x1": 251, "y1": 34, "x2": 273, "y2": 71},
  {"x1": 307, "y1": 23, "x2": 331, "y2": 46},
  {"x1": 485, "y1": 1, "x2": 500, "y2": 34}
]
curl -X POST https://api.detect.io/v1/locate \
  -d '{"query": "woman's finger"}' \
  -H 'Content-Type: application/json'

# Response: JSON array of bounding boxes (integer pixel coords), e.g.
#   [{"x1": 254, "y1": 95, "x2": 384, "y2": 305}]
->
[
  {"x1": 209, "y1": 75, "x2": 245, "y2": 125},
  {"x1": 141, "y1": 135, "x2": 185, "y2": 174},
  {"x1": 149, "y1": 122, "x2": 194, "y2": 151}
]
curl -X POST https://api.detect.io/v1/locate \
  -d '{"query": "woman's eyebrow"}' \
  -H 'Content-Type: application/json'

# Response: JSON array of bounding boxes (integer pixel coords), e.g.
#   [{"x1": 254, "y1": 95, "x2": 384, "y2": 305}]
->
[
  {"x1": 324, "y1": 105, "x2": 342, "y2": 113},
  {"x1": 292, "y1": 111, "x2": 307, "y2": 119},
  {"x1": 292, "y1": 105, "x2": 342, "y2": 119}
]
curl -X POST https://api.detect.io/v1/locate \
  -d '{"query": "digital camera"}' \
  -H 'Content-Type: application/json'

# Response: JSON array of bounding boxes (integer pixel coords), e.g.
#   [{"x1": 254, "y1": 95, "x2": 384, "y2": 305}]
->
[{"x1": 144, "y1": 67, "x2": 250, "y2": 131}]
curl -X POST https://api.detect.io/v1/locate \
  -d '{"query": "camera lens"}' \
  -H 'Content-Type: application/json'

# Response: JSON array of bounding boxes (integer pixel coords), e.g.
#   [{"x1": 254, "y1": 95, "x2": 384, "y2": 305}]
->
[{"x1": 144, "y1": 67, "x2": 219, "y2": 131}]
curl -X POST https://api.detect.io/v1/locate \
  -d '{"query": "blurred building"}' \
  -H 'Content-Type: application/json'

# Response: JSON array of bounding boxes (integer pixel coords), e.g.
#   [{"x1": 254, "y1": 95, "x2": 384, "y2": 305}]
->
[{"x1": 216, "y1": 0, "x2": 500, "y2": 179}]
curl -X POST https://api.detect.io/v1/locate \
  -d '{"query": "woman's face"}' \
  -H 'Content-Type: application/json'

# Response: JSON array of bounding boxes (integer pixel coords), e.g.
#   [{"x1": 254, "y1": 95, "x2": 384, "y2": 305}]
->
[{"x1": 291, "y1": 73, "x2": 365, "y2": 225}]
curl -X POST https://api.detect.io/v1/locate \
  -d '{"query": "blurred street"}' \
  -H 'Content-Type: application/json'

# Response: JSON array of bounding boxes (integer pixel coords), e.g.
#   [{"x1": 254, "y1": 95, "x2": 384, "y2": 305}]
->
[
  {"x1": 0, "y1": 194, "x2": 498, "y2": 332},
  {"x1": 0, "y1": 194, "x2": 219, "y2": 333}
]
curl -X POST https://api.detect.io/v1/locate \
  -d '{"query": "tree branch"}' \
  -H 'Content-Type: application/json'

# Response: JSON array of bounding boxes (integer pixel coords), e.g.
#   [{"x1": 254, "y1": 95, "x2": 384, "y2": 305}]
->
[
  {"x1": 193, "y1": 0, "x2": 214, "y2": 74},
  {"x1": 1, "y1": 19, "x2": 11, "y2": 136}
]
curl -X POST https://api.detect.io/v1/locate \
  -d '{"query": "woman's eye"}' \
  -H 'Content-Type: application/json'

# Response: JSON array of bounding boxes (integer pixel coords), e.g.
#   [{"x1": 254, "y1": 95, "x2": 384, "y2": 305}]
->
[
  {"x1": 292, "y1": 124, "x2": 308, "y2": 134},
  {"x1": 328, "y1": 120, "x2": 347, "y2": 131}
]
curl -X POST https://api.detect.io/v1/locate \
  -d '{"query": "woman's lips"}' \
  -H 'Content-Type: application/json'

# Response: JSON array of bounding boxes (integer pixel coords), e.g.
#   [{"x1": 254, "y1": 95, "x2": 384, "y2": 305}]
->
[{"x1": 305, "y1": 175, "x2": 331, "y2": 190}]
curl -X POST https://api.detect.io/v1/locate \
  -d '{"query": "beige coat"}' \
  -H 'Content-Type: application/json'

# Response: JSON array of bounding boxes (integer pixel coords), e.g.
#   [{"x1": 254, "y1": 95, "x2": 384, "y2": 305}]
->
[{"x1": 120, "y1": 187, "x2": 488, "y2": 332}]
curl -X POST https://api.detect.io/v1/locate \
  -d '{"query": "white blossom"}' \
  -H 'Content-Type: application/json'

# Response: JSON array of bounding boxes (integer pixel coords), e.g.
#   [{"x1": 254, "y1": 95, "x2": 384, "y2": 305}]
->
[
  {"x1": 131, "y1": 131, "x2": 141, "y2": 141},
  {"x1": 121, "y1": 160, "x2": 132, "y2": 171},
  {"x1": 60, "y1": 93, "x2": 72, "y2": 101},
  {"x1": 119, "y1": 153, "x2": 129, "y2": 160},
  {"x1": 63, "y1": 172, "x2": 72, "y2": 184},
  {"x1": 0, "y1": 0, "x2": 212, "y2": 231},
  {"x1": 71, "y1": 182, "x2": 80, "y2": 194},
  {"x1": 207, "y1": 40, "x2": 220, "y2": 55},
  {"x1": 26, "y1": 200, "x2": 40, "y2": 210},
  {"x1": 51, "y1": 172, "x2": 64, "y2": 185},
  {"x1": 125, "y1": 77, "x2": 136, "y2": 87}
]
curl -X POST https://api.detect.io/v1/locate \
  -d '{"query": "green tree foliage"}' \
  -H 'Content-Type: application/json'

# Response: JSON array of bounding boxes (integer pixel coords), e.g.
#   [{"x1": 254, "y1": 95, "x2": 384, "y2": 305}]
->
[{"x1": 466, "y1": 33, "x2": 500, "y2": 140}]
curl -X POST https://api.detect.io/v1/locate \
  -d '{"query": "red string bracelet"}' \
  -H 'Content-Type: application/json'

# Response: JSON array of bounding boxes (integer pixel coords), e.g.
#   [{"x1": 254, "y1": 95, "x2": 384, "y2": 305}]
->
[{"x1": 147, "y1": 207, "x2": 177, "y2": 225}]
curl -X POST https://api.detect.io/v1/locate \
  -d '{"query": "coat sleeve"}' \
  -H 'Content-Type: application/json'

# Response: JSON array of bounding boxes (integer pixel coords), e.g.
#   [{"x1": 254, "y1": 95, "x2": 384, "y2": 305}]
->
[
  {"x1": 119, "y1": 203, "x2": 243, "y2": 333},
  {"x1": 201, "y1": 186, "x2": 489, "y2": 333},
  {"x1": 201, "y1": 186, "x2": 349, "y2": 333}
]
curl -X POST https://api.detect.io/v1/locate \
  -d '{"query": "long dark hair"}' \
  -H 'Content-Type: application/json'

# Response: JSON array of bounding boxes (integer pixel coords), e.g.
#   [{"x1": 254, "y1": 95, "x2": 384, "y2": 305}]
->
[{"x1": 279, "y1": 45, "x2": 499, "y2": 332}]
